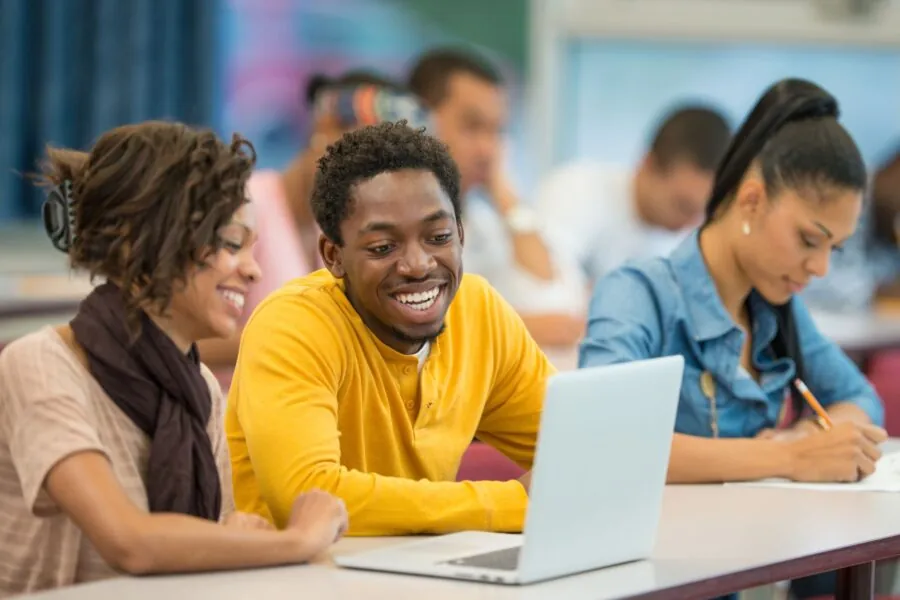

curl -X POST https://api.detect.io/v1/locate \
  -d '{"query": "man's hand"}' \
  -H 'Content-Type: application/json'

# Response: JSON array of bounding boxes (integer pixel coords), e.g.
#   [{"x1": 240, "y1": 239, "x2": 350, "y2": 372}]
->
[{"x1": 487, "y1": 160, "x2": 517, "y2": 216}]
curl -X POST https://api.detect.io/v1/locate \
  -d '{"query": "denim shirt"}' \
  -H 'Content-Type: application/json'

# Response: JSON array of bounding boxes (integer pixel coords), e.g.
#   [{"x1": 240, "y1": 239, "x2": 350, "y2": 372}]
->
[{"x1": 579, "y1": 232, "x2": 884, "y2": 438}]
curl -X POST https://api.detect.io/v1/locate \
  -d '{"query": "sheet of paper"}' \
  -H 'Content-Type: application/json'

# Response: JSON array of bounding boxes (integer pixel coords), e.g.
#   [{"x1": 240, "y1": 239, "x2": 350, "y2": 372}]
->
[{"x1": 726, "y1": 451, "x2": 900, "y2": 492}]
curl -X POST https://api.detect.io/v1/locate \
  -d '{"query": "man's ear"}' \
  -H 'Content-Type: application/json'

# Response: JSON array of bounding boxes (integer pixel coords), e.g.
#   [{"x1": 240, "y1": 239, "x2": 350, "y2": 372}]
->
[
  {"x1": 319, "y1": 234, "x2": 346, "y2": 278},
  {"x1": 457, "y1": 221, "x2": 465, "y2": 247}
]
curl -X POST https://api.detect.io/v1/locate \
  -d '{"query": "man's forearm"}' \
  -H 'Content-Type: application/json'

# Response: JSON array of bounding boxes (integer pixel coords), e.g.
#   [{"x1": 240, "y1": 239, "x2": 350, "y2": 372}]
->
[
  {"x1": 261, "y1": 466, "x2": 529, "y2": 536},
  {"x1": 520, "y1": 313, "x2": 585, "y2": 346},
  {"x1": 508, "y1": 232, "x2": 556, "y2": 280}
]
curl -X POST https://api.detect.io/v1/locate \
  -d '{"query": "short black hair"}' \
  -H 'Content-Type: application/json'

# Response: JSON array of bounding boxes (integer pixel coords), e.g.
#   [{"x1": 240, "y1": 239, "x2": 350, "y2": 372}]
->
[
  {"x1": 408, "y1": 47, "x2": 503, "y2": 107},
  {"x1": 304, "y1": 69, "x2": 406, "y2": 107},
  {"x1": 649, "y1": 105, "x2": 731, "y2": 171},
  {"x1": 311, "y1": 120, "x2": 461, "y2": 246}
]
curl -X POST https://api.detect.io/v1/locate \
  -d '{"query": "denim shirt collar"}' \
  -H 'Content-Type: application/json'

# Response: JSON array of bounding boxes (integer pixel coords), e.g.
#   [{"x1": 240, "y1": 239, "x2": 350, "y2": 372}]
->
[{"x1": 670, "y1": 230, "x2": 779, "y2": 350}]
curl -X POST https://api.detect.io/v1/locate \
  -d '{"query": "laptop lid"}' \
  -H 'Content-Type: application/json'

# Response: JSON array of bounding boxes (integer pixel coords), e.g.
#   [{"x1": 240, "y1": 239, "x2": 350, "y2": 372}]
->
[{"x1": 516, "y1": 355, "x2": 684, "y2": 582}]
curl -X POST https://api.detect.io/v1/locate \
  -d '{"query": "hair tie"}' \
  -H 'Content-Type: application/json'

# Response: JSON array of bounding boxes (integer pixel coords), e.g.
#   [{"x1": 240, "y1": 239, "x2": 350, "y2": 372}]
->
[{"x1": 42, "y1": 180, "x2": 75, "y2": 253}]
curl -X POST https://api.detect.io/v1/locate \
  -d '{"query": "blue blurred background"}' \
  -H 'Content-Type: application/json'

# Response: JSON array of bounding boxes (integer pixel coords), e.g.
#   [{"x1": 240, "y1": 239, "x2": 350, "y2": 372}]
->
[
  {"x1": 3, "y1": 0, "x2": 899, "y2": 221},
  {"x1": 0, "y1": 0, "x2": 529, "y2": 221}
]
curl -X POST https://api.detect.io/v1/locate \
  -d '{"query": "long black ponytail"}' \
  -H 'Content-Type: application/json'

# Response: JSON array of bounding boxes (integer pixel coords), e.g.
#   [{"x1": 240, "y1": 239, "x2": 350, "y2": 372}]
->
[{"x1": 702, "y1": 79, "x2": 867, "y2": 420}]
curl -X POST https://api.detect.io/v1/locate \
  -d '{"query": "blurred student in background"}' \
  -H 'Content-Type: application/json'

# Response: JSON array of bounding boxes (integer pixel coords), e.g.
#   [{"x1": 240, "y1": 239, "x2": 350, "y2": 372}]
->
[
  {"x1": 198, "y1": 71, "x2": 429, "y2": 388},
  {"x1": 870, "y1": 147, "x2": 900, "y2": 300},
  {"x1": 802, "y1": 145, "x2": 900, "y2": 313},
  {"x1": 409, "y1": 47, "x2": 587, "y2": 347},
  {"x1": 535, "y1": 105, "x2": 731, "y2": 285},
  {"x1": 0, "y1": 122, "x2": 347, "y2": 597}
]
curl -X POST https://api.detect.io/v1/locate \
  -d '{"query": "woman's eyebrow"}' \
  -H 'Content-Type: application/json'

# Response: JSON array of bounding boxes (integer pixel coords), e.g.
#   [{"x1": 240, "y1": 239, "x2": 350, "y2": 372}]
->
[{"x1": 812, "y1": 221, "x2": 833, "y2": 238}]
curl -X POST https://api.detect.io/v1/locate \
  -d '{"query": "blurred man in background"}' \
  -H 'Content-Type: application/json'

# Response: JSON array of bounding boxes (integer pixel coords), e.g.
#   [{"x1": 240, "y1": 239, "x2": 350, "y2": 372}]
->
[
  {"x1": 409, "y1": 47, "x2": 587, "y2": 347},
  {"x1": 535, "y1": 105, "x2": 731, "y2": 285},
  {"x1": 800, "y1": 145, "x2": 900, "y2": 314}
]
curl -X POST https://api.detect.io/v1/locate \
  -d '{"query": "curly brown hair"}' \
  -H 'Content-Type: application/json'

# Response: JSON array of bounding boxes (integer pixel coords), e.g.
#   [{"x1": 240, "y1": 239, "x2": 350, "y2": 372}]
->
[{"x1": 35, "y1": 120, "x2": 256, "y2": 333}]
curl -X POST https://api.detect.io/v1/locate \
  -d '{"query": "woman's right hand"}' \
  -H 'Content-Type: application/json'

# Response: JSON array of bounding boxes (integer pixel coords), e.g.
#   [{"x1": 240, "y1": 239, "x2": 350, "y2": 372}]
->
[
  {"x1": 786, "y1": 421, "x2": 888, "y2": 482},
  {"x1": 285, "y1": 490, "x2": 349, "y2": 560}
]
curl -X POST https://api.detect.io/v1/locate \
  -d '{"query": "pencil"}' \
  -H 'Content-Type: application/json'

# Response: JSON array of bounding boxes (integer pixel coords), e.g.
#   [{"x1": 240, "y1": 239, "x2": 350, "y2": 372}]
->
[{"x1": 793, "y1": 378, "x2": 834, "y2": 431}]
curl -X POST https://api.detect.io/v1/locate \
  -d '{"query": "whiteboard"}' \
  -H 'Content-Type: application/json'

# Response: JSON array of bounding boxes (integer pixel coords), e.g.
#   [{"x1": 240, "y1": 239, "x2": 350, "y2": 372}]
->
[{"x1": 558, "y1": 39, "x2": 900, "y2": 169}]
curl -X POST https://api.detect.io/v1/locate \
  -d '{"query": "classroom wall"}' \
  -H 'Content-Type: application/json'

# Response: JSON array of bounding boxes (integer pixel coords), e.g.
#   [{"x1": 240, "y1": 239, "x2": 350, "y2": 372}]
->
[
  {"x1": 531, "y1": 0, "x2": 900, "y2": 180},
  {"x1": 557, "y1": 39, "x2": 900, "y2": 170},
  {"x1": 218, "y1": 0, "x2": 531, "y2": 180},
  {"x1": 0, "y1": 0, "x2": 529, "y2": 224},
  {"x1": 5, "y1": 0, "x2": 900, "y2": 222}
]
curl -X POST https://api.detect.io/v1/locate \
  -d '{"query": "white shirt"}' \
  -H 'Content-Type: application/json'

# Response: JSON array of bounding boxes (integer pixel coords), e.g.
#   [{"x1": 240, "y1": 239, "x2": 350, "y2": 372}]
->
[
  {"x1": 534, "y1": 162, "x2": 688, "y2": 283},
  {"x1": 414, "y1": 342, "x2": 431, "y2": 373},
  {"x1": 462, "y1": 193, "x2": 587, "y2": 316}
]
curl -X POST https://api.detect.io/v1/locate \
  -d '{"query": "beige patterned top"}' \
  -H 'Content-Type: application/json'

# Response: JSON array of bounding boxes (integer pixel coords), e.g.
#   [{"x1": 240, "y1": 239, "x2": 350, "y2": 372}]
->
[{"x1": 0, "y1": 326, "x2": 232, "y2": 598}]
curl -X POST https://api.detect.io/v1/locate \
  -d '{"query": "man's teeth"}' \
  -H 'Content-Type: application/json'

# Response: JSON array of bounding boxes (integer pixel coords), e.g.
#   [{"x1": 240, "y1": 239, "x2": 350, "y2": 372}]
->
[
  {"x1": 220, "y1": 289, "x2": 245, "y2": 311},
  {"x1": 395, "y1": 287, "x2": 440, "y2": 311}
]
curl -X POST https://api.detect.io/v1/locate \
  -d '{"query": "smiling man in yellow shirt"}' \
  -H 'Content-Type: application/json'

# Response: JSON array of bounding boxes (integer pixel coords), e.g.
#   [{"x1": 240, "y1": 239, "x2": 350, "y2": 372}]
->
[{"x1": 225, "y1": 120, "x2": 556, "y2": 536}]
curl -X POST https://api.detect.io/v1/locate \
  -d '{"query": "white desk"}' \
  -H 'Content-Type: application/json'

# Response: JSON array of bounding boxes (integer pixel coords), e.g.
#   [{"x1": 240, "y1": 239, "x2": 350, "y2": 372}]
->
[
  {"x1": 812, "y1": 311, "x2": 900, "y2": 353},
  {"x1": 24, "y1": 478, "x2": 900, "y2": 599}
]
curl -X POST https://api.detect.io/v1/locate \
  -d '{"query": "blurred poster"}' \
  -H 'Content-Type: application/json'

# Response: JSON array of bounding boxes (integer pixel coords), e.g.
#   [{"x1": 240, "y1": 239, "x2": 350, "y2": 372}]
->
[{"x1": 218, "y1": 0, "x2": 529, "y2": 176}]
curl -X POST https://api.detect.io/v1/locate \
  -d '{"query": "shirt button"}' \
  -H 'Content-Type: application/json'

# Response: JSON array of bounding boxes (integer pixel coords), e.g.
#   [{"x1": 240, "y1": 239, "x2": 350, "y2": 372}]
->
[
  {"x1": 407, "y1": 402, "x2": 415, "y2": 409},
  {"x1": 404, "y1": 365, "x2": 413, "y2": 374}
]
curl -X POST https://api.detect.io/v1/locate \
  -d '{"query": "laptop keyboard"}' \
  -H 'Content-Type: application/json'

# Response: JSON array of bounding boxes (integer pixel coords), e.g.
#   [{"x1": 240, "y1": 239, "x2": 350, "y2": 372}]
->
[{"x1": 444, "y1": 546, "x2": 521, "y2": 571}]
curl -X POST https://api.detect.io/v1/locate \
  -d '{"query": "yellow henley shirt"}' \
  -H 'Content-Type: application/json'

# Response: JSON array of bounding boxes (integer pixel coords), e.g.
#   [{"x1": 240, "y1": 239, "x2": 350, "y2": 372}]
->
[{"x1": 225, "y1": 269, "x2": 555, "y2": 535}]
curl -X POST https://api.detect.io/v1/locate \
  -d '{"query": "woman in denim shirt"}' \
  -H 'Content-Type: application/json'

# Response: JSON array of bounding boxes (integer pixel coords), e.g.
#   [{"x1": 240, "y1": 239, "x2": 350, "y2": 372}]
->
[{"x1": 580, "y1": 78, "x2": 888, "y2": 485}]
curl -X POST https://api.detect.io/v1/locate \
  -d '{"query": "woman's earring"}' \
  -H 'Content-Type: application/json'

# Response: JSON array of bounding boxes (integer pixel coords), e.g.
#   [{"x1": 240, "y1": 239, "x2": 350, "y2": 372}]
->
[{"x1": 742, "y1": 221, "x2": 751, "y2": 236}]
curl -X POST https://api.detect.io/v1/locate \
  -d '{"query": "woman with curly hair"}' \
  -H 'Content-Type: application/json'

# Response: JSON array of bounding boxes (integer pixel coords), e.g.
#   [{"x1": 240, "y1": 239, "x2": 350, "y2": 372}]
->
[{"x1": 0, "y1": 121, "x2": 347, "y2": 598}]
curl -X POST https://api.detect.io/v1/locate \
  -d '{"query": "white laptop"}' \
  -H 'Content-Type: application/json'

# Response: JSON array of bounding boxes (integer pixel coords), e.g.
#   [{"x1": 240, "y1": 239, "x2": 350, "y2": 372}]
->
[{"x1": 334, "y1": 355, "x2": 684, "y2": 585}]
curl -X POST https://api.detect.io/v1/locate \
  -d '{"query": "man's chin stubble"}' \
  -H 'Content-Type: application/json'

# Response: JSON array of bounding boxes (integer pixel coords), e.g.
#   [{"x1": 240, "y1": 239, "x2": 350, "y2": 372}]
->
[{"x1": 390, "y1": 322, "x2": 447, "y2": 347}]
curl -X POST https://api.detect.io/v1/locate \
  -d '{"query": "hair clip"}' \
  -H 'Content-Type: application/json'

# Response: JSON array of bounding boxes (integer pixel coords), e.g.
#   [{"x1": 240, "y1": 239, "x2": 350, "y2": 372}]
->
[
  {"x1": 42, "y1": 180, "x2": 75, "y2": 253},
  {"x1": 315, "y1": 84, "x2": 431, "y2": 131},
  {"x1": 373, "y1": 91, "x2": 430, "y2": 130}
]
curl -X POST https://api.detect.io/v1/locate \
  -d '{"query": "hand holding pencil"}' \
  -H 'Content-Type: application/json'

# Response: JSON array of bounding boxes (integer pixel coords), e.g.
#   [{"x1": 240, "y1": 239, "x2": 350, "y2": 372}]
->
[{"x1": 784, "y1": 418, "x2": 887, "y2": 483}]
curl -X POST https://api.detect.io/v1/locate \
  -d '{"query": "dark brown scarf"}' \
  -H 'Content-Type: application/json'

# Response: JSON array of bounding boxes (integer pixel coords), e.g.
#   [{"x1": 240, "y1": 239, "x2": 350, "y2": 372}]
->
[{"x1": 70, "y1": 282, "x2": 221, "y2": 520}]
